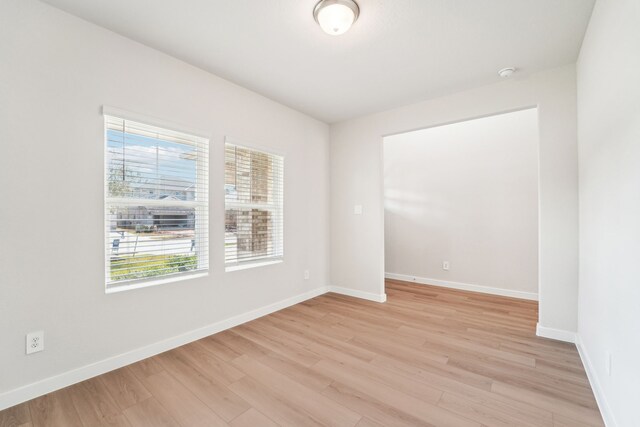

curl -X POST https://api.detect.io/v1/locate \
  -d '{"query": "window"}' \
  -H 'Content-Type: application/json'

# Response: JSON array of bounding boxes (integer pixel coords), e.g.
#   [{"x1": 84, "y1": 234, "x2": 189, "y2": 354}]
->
[
  {"x1": 104, "y1": 113, "x2": 208, "y2": 291},
  {"x1": 225, "y1": 141, "x2": 284, "y2": 269}
]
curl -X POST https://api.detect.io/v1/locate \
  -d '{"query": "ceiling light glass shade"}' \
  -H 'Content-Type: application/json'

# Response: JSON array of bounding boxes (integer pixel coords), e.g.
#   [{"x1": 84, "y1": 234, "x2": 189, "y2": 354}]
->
[{"x1": 314, "y1": 0, "x2": 360, "y2": 36}]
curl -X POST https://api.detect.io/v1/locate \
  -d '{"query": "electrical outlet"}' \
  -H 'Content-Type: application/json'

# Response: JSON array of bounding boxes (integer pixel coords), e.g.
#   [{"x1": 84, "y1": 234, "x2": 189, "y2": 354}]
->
[
  {"x1": 26, "y1": 331, "x2": 44, "y2": 355},
  {"x1": 606, "y1": 352, "x2": 612, "y2": 376},
  {"x1": 353, "y1": 205, "x2": 363, "y2": 215},
  {"x1": 443, "y1": 261, "x2": 450, "y2": 271},
  {"x1": 304, "y1": 270, "x2": 310, "y2": 280}
]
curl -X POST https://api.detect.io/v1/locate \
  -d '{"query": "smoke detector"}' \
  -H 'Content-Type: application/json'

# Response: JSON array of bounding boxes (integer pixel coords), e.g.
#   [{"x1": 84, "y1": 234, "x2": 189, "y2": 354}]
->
[{"x1": 498, "y1": 67, "x2": 516, "y2": 78}]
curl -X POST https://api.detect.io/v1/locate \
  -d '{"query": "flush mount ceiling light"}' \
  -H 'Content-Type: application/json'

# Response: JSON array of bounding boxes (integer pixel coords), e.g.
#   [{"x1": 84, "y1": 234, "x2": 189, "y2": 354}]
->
[
  {"x1": 498, "y1": 67, "x2": 516, "y2": 78},
  {"x1": 313, "y1": 0, "x2": 360, "y2": 36}
]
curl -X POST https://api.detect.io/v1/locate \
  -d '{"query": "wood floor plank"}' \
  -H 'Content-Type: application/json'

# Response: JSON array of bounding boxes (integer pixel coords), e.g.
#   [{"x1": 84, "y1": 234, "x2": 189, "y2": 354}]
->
[
  {"x1": 313, "y1": 359, "x2": 480, "y2": 427},
  {"x1": 122, "y1": 398, "x2": 179, "y2": 427},
  {"x1": 231, "y1": 355, "x2": 361, "y2": 427},
  {"x1": 271, "y1": 310, "x2": 355, "y2": 342},
  {"x1": 268, "y1": 317, "x2": 377, "y2": 362},
  {"x1": 232, "y1": 323, "x2": 322, "y2": 367},
  {"x1": 195, "y1": 334, "x2": 244, "y2": 362},
  {"x1": 354, "y1": 418, "x2": 386, "y2": 427},
  {"x1": 229, "y1": 376, "x2": 327, "y2": 427},
  {"x1": 180, "y1": 342, "x2": 245, "y2": 386},
  {"x1": 1, "y1": 280, "x2": 604, "y2": 427},
  {"x1": 139, "y1": 371, "x2": 228, "y2": 427},
  {"x1": 99, "y1": 367, "x2": 151, "y2": 411},
  {"x1": 321, "y1": 381, "x2": 428, "y2": 427},
  {"x1": 399, "y1": 324, "x2": 537, "y2": 367},
  {"x1": 491, "y1": 381, "x2": 604, "y2": 426},
  {"x1": 351, "y1": 334, "x2": 494, "y2": 391},
  {"x1": 229, "y1": 408, "x2": 278, "y2": 427},
  {"x1": 370, "y1": 354, "x2": 554, "y2": 426},
  {"x1": 127, "y1": 357, "x2": 164, "y2": 381},
  {"x1": 67, "y1": 378, "x2": 131, "y2": 427},
  {"x1": 308, "y1": 342, "x2": 444, "y2": 403},
  {"x1": 256, "y1": 350, "x2": 334, "y2": 392},
  {"x1": 0, "y1": 402, "x2": 31, "y2": 427},
  {"x1": 449, "y1": 354, "x2": 597, "y2": 409},
  {"x1": 155, "y1": 348, "x2": 249, "y2": 422},
  {"x1": 28, "y1": 389, "x2": 83, "y2": 427},
  {"x1": 552, "y1": 412, "x2": 603, "y2": 427},
  {"x1": 437, "y1": 391, "x2": 546, "y2": 427}
]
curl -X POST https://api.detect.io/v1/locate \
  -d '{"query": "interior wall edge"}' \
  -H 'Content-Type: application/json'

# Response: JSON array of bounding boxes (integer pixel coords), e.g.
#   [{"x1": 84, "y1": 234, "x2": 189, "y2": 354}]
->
[
  {"x1": 535, "y1": 323, "x2": 576, "y2": 343},
  {"x1": 576, "y1": 334, "x2": 618, "y2": 427},
  {"x1": 328, "y1": 286, "x2": 387, "y2": 303}
]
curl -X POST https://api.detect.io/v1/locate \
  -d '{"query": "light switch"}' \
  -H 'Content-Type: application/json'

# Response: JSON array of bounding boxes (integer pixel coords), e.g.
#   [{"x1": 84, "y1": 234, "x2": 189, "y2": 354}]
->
[{"x1": 354, "y1": 205, "x2": 363, "y2": 215}]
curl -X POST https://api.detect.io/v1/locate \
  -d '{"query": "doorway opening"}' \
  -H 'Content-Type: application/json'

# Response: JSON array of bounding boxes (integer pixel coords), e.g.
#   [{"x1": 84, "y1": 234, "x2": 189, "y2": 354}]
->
[{"x1": 383, "y1": 108, "x2": 540, "y2": 300}]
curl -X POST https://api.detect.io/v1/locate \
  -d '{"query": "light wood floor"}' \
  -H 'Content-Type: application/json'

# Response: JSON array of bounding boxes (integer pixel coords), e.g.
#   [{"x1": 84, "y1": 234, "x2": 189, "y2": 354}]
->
[{"x1": 1, "y1": 280, "x2": 604, "y2": 427}]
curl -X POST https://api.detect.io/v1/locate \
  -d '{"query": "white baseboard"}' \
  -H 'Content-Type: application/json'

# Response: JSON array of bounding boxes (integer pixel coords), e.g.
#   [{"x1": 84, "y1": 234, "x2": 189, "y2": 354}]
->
[
  {"x1": 0, "y1": 286, "x2": 329, "y2": 411},
  {"x1": 328, "y1": 286, "x2": 387, "y2": 303},
  {"x1": 385, "y1": 272, "x2": 538, "y2": 301},
  {"x1": 575, "y1": 335, "x2": 617, "y2": 427},
  {"x1": 535, "y1": 323, "x2": 576, "y2": 343}
]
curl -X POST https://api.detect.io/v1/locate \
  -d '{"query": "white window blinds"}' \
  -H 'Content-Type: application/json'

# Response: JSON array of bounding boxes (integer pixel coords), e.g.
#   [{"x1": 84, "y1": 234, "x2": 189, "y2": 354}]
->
[
  {"x1": 104, "y1": 115, "x2": 209, "y2": 290},
  {"x1": 225, "y1": 142, "x2": 284, "y2": 268}
]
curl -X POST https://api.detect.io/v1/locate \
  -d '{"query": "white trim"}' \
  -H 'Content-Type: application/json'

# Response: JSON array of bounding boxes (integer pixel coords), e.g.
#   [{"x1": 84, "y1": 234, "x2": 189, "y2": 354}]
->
[
  {"x1": 385, "y1": 272, "x2": 538, "y2": 301},
  {"x1": 575, "y1": 335, "x2": 617, "y2": 427},
  {"x1": 106, "y1": 272, "x2": 209, "y2": 294},
  {"x1": 225, "y1": 136, "x2": 287, "y2": 158},
  {"x1": 0, "y1": 286, "x2": 328, "y2": 411},
  {"x1": 225, "y1": 259, "x2": 283, "y2": 272},
  {"x1": 102, "y1": 105, "x2": 211, "y2": 140},
  {"x1": 535, "y1": 322, "x2": 576, "y2": 343},
  {"x1": 328, "y1": 286, "x2": 387, "y2": 303},
  {"x1": 381, "y1": 105, "x2": 539, "y2": 138}
]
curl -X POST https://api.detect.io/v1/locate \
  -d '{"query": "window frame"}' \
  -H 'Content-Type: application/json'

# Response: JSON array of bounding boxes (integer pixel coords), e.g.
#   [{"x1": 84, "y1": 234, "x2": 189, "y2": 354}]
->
[
  {"x1": 224, "y1": 137, "x2": 285, "y2": 271},
  {"x1": 103, "y1": 106, "x2": 210, "y2": 293}
]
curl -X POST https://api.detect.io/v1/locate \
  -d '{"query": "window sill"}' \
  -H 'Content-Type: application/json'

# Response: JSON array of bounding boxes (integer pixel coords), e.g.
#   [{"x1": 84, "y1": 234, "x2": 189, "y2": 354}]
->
[
  {"x1": 105, "y1": 271, "x2": 208, "y2": 294},
  {"x1": 225, "y1": 259, "x2": 283, "y2": 272}
]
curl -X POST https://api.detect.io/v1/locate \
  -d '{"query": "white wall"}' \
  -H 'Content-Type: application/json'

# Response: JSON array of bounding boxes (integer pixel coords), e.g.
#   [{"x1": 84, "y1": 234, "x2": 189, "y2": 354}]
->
[
  {"x1": 384, "y1": 109, "x2": 539, "y2": 299},
  {"x1": 330, "y1": 64, "x2": 578, "y2": 333},
  {"x1": 0, "y1": 0, "x2": 330, "y2": 404},
  {"x1": 576, "y1": 0, "x2": 640, "y2": 425}
]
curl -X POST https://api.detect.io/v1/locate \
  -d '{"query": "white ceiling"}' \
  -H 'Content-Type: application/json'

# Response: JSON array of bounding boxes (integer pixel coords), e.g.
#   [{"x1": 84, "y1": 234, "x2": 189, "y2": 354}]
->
[{"x1": 41, "y1": 0, "x2": 595, "y2": 123}]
